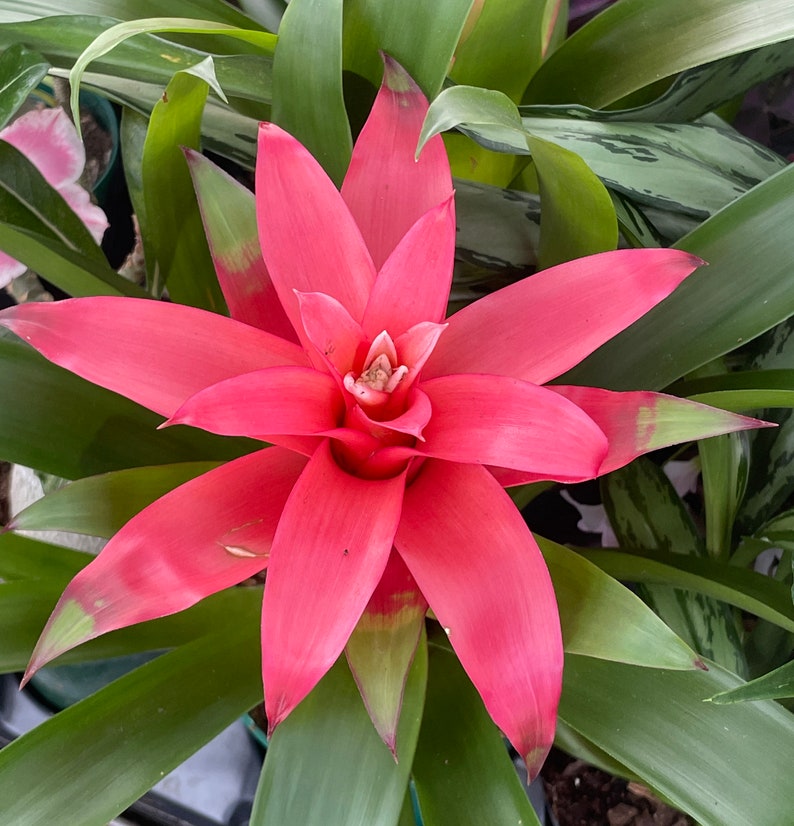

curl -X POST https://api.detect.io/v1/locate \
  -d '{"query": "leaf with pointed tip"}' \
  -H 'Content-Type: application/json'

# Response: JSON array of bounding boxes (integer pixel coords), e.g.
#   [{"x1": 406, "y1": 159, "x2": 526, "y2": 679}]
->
[
  {"x1": 708, "y1": 658, "x2": 794, "y2": 704},
  {"x1": 346, "y1": 552, "x2": 427, "y2": 754},
  {"x1": 602, "y1": 457, "x2": 746, "y2": 674},
  {"x1": 186, "y1": 150, "x2": 296, "y2": 339},
  {"x1": 251, "y1": 649, "x2": 426, "y2": 826},
  {"x1": 0, "y1": 16, "x2": 273, "y2": 108},
  {"x1": 538, "y1": 537, "x2": 702, "y2": 670},
  {"x1": 67, "y1": 16, "x2": 275, "y2": 129},
  {"x1": 0, "y1": 624, "x2": 263, "y2": 826},
  {"x1": 0, "y1": 564, "x2": 262, "y2": 674},
  {"x1": 581, "y1": 547, "x2": 794, "y2": 635},
  {"x1": 140, "y1": 65, "x2": 225, "y2": 310},
  {"x1": 411, "y1": 636, "x2": 542, "y2": 826},
  {"x1": 559, "y1": 655, "x2": 794, "y2": 826}
]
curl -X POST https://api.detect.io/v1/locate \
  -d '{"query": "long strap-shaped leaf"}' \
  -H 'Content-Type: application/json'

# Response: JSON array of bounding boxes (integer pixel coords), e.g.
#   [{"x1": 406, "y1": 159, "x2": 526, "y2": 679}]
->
[
  {"x1": 525, "y1": 0, "x2": 794, "y2": 107},
  {"x1": 0, "y1": 623, "x2": 262, "y2": 826},
  {"x1": 559, "y1": 654, "x2": 794, "y2": 826}
]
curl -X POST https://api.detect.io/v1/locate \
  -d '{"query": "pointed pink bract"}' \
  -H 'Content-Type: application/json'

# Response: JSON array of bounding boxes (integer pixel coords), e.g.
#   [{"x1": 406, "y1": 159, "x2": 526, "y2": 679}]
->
[
  {"x1": 262, "y1": 441, "x2": 406, "y2": 733},
  {"x1": 396, "y1": 459, "x2": 563, "y2": 776},
  {"x1": 424, "y1": 249, "x2": 703, "y2": 384},
  {"x1": 0, "y1": 297, "x2": 308, "y2": 417},
  {"x1": 256, "y1": 123, "x2": 376, "y2": 339},
  {"x1": 25, "y1": 449, "x2": 306, "y2": 679},
  {"x1": 341, "y1": 55, "x2": 453, "y2": 270}
]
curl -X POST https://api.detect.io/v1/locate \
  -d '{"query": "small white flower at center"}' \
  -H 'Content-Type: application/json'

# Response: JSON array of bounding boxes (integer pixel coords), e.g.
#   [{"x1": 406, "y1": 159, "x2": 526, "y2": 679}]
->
[{"x1": 343, "y1": 330, "x2": 408, "y2": 404}]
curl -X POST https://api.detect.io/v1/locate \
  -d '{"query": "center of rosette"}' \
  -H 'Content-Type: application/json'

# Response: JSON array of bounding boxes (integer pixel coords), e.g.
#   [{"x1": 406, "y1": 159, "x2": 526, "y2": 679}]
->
[{"x1": 343, "y1": 331, "x2": 408, "y2": 408}]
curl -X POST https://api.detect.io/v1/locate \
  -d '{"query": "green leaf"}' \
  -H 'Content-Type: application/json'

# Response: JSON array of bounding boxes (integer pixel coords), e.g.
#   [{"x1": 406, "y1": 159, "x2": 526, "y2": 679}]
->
[
  {"x1": 525, "y1": 0, "x2": 794, "y2": 107},
  {"x1": 0, "y1": 333, "x2": 253, "y2": 479},
  {"x1": 411, "y1": 637, "x2": 541, "y2": 826},
  {"x1": 559, "y1": 655, "x2": 794, "y2": 826},
  {"x1": 699, "y1": 432, "x2": 750, "y2": 558},
  {"x1": 538, "y1": 537, "x2": 701, "y2": 670},
  {"x1": 420, "y1": 86, "x2": 616, "y2": 264},
  {"x1": 526, "y1": 133, "x2": 616, "y2": 267},
  {"x1": 0, "y1": 0, "x2": 264, "y2": 29},
  {"x1": 251, "y1": 641, "x2": 426, "y2": 826},
  {"x1": 0, "y1": 623, "x2": 263, "y2": 826},
  {"x1": 139, "y1": 62, "x2": 226, "y2": 310},
  {"x1": 521, "y1": 39, "x2": 794, "y2": 125},
  {"x1": 0, "y1": 43, "x2": 49, "y2": 129},
  {"x1": 0, "y1": 574, "x2": 263, "y2": 674},
  {"x1": 450, "y1": 0, "x2": 563, "y2": 102},
  {"x1": 9, "y1": 461, "x2": 220, "y2": 538},
  {"x1": 420, "y1": 85, "x2": 529, "y2": 156},
  {"x1": 271, "y1": 0, "x2": 350, "y2": 186},
  {"x1": 67, "y1": 16, "x2": 275, "y2": 131},
  {"x1": 0, "y1": 532, "x2": 89, "y2": 582},
  {"x1": 582, "y1": 547, "x2": 794, "y2": 635},
  {"x1": 0, "y1": 16, "x2": 273, "y2": 108},
  {"x1": 708, "y1": 658, "x2": 794, "y2": 704},
  {"x1": 86, "y1": 68, "x2": 261, "y2": 168},
  {"x1": 343, "y1": 0, "x2": 473, "y2": 100},
  {"x1": 601, "y1": 458, "x2": 746, "y2": 674},
  {"x1": 520, "y1": 115, "x2": 785, "y2": 218},
  {"x1": 563, "y1": 163, "x2": 794, "y2": 391},
  {"x1": 620, "y1": 39, "x2": 794, "y2": 123},
  {"x1": 0, "y1": 142, "x2": 146, "y2": 297}
]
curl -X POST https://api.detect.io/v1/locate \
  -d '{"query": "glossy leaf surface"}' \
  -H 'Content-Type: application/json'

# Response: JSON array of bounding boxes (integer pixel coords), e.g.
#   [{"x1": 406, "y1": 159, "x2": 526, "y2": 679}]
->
[
  {"x1": 0, "y1": 624, "x2": 263, "y2": 826},
  {"x1": 271, "y1": 0, "x2": 350, "y2": 185},
  {"x1": 252, "y1": 647, "x2": 426, "y2": 826},
  {"x1": 564, "y1": 164, "x2": 794, "y2": 391},
  {"x1": 9, "y1": 462, "x2": 221, "y2": 537},
  {"x1": 526, "y1": 0, "x2": 794, "y2": 107},
  {"x1": 708, "y1": 658, "x2": 794, "y2": 704},
  {"x1": 0, "y1": 16, "x2": 272, "y2": 106},
  {"x1": 582, "y1": 548, "x2": 794, "y2": 634},
  {"x1": 0, "y1": 43, "x2": 49, "y2": 128},
  {"x1": 411, "y1": 638, "x2": 542, "y2": 826},
  {"x1": 559, "y1": 655, "x2": 794, "y2": 826},
  {"x1": 539, "y1": 537, "x2": 701, "y2": 670},
  {"x1": 140, "y1": 64, "x2": 225, "y2": 310},
  {"x1": 0, "y1": 334, "x2": 252, "y2": 478}
]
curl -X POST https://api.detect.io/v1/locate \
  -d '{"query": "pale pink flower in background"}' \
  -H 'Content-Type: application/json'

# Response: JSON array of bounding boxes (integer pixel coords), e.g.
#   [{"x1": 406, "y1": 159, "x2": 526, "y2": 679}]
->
[{"x1": 0, "y1": 106, "x2": 108, "y2": 288}]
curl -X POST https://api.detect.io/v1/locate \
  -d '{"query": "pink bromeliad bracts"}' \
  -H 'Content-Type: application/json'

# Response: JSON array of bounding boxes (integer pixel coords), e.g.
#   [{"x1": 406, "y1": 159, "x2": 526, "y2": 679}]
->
[{"x1": 0, "y1": 58, "x2": 766, "y2": 776}]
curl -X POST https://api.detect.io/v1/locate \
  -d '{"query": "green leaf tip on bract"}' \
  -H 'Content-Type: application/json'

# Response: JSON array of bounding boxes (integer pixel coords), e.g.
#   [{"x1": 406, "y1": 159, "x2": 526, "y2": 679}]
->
[
  {"x1": 21, "y1": 598, "x2": 95, "y2": 686},
  {"x1": 382, "y1": 53, "x2": 413, "y2": 93}
]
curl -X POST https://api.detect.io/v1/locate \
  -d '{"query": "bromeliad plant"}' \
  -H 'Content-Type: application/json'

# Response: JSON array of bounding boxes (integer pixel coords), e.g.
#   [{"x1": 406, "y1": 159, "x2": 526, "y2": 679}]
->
[
  {"x1": 0, "y1": 58, "x2": 767, "y2": 776},
  {"x1": 2, "y1": 2, "x2": 794, "y2": 826}
]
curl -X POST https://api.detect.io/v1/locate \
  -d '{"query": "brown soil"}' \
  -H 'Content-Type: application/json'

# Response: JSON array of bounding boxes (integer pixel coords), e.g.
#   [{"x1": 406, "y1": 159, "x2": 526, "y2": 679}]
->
[{"x1": 543, "y1": 752, "x2": 695, "y2": 826}]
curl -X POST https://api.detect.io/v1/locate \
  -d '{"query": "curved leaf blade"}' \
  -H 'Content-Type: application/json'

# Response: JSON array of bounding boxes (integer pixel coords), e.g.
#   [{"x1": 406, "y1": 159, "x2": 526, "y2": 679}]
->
[
  {"x1": 251, "y1": 642, "x2": 426, "y2": 826},
  {"x1": 539, "y1": 537, "x2": 702, "y2": 670},
  {"x1": 526, "y1": 0, "x2": 794, "y2": 107},
  {"x1": 0, "y1": 625, "x2": 262, "y2": 826},
  {"x1": 563, "y1": 163, "x2": 794, "y2": 391},
  {"x1": 411, "y1": 637, "x2": 542, "y2": 826},
  {"x1": 559, "y1": 655, "x2": 794, "y2": 826}
]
